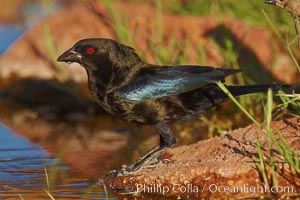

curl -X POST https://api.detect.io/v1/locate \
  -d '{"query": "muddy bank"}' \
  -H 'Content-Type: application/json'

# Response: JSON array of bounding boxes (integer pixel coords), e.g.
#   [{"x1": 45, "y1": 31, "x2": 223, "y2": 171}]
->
[{"x1": 105, "y1": 117, "x2": 300, "y2": 199}]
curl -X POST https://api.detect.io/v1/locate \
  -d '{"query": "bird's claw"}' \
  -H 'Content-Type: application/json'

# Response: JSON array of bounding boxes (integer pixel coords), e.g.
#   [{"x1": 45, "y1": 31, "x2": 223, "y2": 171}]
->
[
  {"x1": 160, "y1": 157, "x2": 173, "y2": 164},
  {"x1": 264, "y1": 0, "x2": 276, "y2": 5},
  {"x1": 109, "y1": 147, "x2": 172, "y2": 177}
]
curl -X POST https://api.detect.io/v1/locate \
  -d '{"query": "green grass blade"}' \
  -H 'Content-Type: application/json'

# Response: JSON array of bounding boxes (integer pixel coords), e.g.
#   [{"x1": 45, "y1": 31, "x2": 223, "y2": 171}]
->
[
  {"x1": 44, "y1": 26, "x2": 69, "y2": 81},
  {"x1": 44, "y1": 189, "x2": 56, "y2": 200},
  {"x1": 266, "y1": 89, "x2": 273, "y2": 131},
  {"x1": 45, "y1": 168, "x2": 50, "y2": 192},
  {"x1": 216, "y1": 81, "x2": 262, "y2": 128},
  {"x1": 256, "y1": 141, "x2": 270, "y2": 189},
  {"x1": 18, "y1": 194, "x2": 25, "y2": 200}
]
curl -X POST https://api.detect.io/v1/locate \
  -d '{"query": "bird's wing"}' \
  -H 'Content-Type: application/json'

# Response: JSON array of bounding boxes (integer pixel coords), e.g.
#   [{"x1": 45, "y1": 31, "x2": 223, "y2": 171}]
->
[{"x1": 116, "y1": 65, "x2": 241, "y2": 101}]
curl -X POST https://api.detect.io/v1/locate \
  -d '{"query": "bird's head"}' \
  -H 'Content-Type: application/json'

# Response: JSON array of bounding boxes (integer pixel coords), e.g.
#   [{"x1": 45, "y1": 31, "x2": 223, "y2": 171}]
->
[
  {"x1": 57, "y1": 38, "x2": 112, "y2": 70},
  {"x1": 57, "y1": 38, "x2": 144, "y2": 89},
  {"x1": 57, "y1": 38, "x2": 142, "y2": 71}
]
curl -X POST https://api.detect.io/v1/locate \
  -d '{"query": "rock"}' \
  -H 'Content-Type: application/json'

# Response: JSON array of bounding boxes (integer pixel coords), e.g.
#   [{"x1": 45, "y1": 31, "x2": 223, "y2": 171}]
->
[
  {"x1": 0, "y1": 3, "x2": 114, "y2": 82},
  {"x1": 0, "y1": 1, "x2": 299, "y2": 84},
  {"x1": 0, "y1": 0, "x2": 26, "y2": 23},
  {"x1": 104, "y1": 117, "x2": 300, "y2": 199}
]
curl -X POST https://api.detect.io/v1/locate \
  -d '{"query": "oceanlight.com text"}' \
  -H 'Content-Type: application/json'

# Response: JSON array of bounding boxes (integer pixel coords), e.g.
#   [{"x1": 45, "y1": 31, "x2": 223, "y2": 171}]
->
[{"x1": 124, "y1": 183, "x2": 296, "y2": 196}]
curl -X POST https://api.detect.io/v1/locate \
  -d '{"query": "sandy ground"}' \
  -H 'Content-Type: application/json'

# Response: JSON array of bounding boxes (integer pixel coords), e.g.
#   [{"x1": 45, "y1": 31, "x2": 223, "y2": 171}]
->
[{"x1": 105, "y1": 117, "x2": 300, "y2": 199}]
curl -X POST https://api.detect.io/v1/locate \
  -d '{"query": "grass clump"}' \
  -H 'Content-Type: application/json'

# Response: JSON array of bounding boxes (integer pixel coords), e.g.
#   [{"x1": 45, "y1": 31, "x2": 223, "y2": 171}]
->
[
  {"x1": 217, "y1": 81, "x2": 299, "y2": 194},
  {"x1": 168, "y1": 0, "x2": 294, "y2": 34}
]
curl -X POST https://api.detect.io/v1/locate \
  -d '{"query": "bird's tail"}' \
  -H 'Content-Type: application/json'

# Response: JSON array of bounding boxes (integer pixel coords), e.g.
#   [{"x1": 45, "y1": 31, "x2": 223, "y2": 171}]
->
[
  {"x1": 226, "y1": 83, "x2": 292, "y2": 97},
  {"x1": 187, "y1": 83, "x2": 292, "y2": 115}
]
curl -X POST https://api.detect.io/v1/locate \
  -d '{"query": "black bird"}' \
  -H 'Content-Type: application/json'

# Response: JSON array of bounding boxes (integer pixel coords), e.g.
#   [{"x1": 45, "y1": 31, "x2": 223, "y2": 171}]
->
[{"x1": 57, "y1": 38, "x2": 289, "y2": 175}]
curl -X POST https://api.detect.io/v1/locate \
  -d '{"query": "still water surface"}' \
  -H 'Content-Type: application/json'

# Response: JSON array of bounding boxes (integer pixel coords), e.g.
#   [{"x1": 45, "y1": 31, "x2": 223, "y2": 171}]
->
[{"x1": 0, "y1": 124, "x2": 113, "y2": 199}]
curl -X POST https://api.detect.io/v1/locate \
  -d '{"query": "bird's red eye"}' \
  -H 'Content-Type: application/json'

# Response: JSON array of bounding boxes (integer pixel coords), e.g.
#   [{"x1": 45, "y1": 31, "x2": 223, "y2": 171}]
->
[{"x1": 87, "y1": 47, "x2": 95, "y2": 55}]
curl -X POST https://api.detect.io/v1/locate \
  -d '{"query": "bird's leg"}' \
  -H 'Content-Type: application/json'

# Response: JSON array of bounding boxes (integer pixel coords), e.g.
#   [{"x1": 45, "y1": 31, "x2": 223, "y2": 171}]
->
[
  {"x1": 157, "y1": 123, "x2": 176, "y2": 148},
  {"x1": 114, "y1": 123, "x2": 176, "y2": 176}
]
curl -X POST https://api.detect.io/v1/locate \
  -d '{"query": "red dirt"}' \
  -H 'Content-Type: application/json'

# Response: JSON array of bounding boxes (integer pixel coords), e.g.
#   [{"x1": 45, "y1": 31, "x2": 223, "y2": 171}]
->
[{"x1": 104, "y1": 117, "x2": 300, "y2": 199}]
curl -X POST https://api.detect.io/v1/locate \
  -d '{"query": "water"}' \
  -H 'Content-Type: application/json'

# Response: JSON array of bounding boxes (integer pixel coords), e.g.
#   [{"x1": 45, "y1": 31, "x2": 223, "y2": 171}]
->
[
  {"x1": 0, "y1": 0, "x2": 59, "y2": 55},
  {"x1": 0, "y1": 25, "x2": 26, "y2": 55},
  {"x1": 0, "y1": 2, "x2": 116, "y2": 199},
  {"x1": 0, "y1": 124, "x2": 50, "y2": 182},
  {"x1": 0, "y1": 124, "x2": 111, "y2": 199}
]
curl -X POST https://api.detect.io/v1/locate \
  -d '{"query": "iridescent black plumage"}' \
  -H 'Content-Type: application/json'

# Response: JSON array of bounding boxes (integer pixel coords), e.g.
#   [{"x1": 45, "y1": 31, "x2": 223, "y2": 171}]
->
[{"x1": 57, "y1": 38, "x2": 289, "y2": 175}]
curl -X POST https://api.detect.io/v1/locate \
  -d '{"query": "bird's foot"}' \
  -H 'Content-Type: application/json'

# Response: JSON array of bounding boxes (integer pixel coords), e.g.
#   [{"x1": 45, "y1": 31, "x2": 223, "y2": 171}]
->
[{"x1": 109, "y1": 146, "x2": 172, "y2": 177}]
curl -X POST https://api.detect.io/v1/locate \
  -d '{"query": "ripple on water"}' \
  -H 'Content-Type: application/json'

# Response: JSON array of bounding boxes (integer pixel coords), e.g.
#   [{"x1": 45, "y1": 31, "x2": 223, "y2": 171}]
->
[{"x1": 0, "y1": 124, "x2": 110, "y2": 199}]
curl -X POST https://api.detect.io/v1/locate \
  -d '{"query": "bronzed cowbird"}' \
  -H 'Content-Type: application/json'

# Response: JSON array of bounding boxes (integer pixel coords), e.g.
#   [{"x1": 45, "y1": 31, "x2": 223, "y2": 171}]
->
[{"x1": 57, "y1": 38, "x2": 290, "y2": 176}]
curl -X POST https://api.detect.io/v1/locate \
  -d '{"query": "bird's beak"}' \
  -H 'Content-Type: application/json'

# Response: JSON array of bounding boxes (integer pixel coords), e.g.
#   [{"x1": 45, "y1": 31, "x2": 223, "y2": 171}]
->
[
  {"x1": 57, "y1": 47, "x2": 82, "y2": 64},
  {"x1": 264, "y1": 0, "x2": 276, "y2": 5}
]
